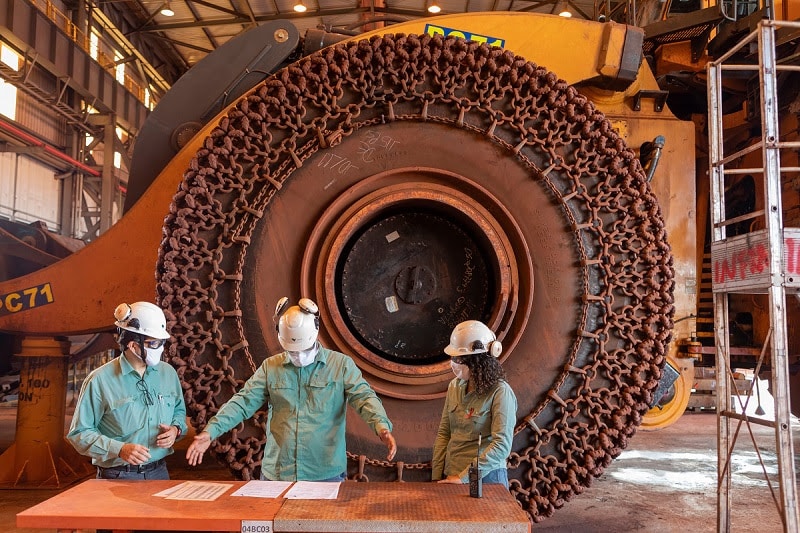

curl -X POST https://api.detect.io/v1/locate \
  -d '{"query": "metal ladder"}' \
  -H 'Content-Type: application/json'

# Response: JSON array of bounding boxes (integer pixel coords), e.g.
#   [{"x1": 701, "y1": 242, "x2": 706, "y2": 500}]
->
[{"x1": 707, "y1": 19, "x2": 800, "y2": 532}]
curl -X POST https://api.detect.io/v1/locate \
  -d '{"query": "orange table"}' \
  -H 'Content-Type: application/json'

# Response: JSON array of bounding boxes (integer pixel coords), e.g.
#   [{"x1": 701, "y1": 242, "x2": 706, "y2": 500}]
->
[
  {"x1": 17, "y1": 479, "x2": 531, "y2": 532},
  {"x1": 16, "y1": 479, "x2": 280, "y2": 532}
]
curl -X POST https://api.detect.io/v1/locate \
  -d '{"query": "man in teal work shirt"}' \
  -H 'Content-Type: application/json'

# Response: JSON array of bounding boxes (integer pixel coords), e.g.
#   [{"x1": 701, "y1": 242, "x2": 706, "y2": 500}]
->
[
  {"x1": 67, "y1": 301, "x2": 187, "y2": 479},
  {"x1": 186, "y1": 297, "x2": 396, "y2": 481}
]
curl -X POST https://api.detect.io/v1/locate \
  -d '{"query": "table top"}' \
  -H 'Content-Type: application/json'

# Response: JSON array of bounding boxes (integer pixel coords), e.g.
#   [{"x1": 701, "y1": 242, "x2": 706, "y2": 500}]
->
[
  {"x1": 17, "y1": 479, "x2": 530, "y2": 532},
  {"x1": 16, "y1": 479, "x2": 280, "y2": 531},
  {"x1": 277, "y1": 482, "x2": 531, "y2": 532}
]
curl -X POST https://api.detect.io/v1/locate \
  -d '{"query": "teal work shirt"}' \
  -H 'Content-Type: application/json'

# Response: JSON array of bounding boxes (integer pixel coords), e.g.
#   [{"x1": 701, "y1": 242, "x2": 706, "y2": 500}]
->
[
  {"x1": 431, "y1": 379, "x2": 517, "y2": 482},
  {"x1": 204, "y1": 346, "x2": 392, "y2": 481},
  {"x1": 67, "y1": 354, "x2": 187, "y2": 468}
]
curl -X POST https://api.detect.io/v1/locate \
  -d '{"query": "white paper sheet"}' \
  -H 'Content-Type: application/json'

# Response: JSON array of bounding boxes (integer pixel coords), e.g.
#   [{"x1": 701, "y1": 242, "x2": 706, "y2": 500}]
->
[
  {"x1": 231, "y1": 480, "x2": 293, "y2": 498},
  {"x1": 154, "y1": 481, "x2": 234, "y2": 501},
  {"x1": 282, "y1": 481, "x2": 341, "y2": 500},
  {"x1": 152, "y1": 484, "x2": 183, "y2": 498}
]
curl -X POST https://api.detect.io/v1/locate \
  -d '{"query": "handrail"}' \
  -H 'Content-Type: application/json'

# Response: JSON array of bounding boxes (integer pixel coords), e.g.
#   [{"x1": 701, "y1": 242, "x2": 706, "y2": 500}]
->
[{"x1": 27, "y1": 0, "x2": 170, "y2": 108}]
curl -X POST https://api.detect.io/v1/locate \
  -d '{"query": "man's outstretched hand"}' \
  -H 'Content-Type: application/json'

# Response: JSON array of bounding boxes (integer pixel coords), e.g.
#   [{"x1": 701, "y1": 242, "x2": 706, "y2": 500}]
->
[
  {"x1": 186, "y1": 431, "x2": 212, "y2": 466},
  {"x1": 379, "y1": 429, "x2": 397, "y2": 461}
]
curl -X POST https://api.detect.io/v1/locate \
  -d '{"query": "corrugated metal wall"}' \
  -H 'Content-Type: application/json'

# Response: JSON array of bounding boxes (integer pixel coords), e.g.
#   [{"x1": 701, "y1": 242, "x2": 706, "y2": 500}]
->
[
  {"x1": 0, "y1": 151, "x2": 61, "y2": 231},
  {"x1": 15, "y1": 80, "x2": 70, "y2": 149},
  {"x1": 0, "y1": 77, "x2": 70, "y2": 232}
]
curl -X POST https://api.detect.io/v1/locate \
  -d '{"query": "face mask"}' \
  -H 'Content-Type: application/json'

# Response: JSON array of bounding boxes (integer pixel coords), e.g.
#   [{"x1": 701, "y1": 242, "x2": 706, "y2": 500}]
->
[
  {"x1": 143, "y1": 346, "x2": 164, "y2": 367},
  {"x1": 451, "y1": 360, "x2": 470, "y2": 381},
  {"x1": 288, "y1": 345, "x2": 318, "y2": 367}
]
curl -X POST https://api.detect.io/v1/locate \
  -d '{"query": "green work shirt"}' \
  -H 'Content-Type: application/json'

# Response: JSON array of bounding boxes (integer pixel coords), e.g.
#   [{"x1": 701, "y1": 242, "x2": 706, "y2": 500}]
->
[
  {"x1": 204, "y1": 346, "x2": 392, "y2": 481},
  {"x1": 67, "y1": 354, "x2": 187, "y2": 468},
  {"x1": 431, "y1": 378, "x2": 517, "y2": 482}
]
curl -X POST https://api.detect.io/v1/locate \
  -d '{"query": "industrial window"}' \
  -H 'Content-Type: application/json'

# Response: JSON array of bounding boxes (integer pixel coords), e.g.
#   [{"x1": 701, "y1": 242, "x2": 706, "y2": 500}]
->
[
  {"x1": 0, "y1": 43, "x2": 18, "y2": 120},
  {"x1": 90, "y1": 32, "x2": 99, "y2": 61},
  {"x1": 115, "y1": 52, "x2": 125, "y2": 85}
]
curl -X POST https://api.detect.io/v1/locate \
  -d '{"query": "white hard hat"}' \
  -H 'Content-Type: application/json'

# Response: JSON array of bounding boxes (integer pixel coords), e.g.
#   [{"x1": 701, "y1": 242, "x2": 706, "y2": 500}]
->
[
  {"x1": 274, "y1": 297, "x2": 320, "y2": 351},
  {"x1": 114, "y1": 301, "x2": 170, "y2": 340},
  {"x1": 444, "y1": 320, "x2": 502, "y2": 358}
]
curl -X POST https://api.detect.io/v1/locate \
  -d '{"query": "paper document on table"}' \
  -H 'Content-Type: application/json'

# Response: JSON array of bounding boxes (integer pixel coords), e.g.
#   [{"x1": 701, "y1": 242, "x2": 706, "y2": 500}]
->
[
  {"x1": 283, "y1": 481, "x2": 341, "y2": 499},
  {"x1": 231, "y1": 480, "x2": 293, "y2": 498},
  {"x1": 158, "y1": 481, "x2": 234, "y2": 501},
  {"x1": 152, "y1": 484, "x2": 183, "y2": 497}
]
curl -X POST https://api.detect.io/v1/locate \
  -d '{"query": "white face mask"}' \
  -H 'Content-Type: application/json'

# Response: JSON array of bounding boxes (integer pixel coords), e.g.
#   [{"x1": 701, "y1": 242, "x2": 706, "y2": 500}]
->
[
  {"x1": 288, "y1": 345, "x2": 318, "y2": 367},
  {"x1": 450, "y1": 360, "x2": 470, "y2": 381},
  {"x1": 143, "y1": 346, "x2": 164, "y2": 367}
]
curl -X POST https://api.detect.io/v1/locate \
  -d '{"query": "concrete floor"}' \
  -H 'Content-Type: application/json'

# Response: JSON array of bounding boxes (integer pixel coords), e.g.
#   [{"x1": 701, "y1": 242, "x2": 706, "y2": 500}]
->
[{"x1": 0, "y1": 405, "x2": 797, "y2": 533}]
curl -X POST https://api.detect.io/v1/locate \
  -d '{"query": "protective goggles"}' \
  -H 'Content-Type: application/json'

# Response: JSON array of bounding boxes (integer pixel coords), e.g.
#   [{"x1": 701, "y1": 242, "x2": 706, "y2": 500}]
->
[{"x1": 143, "y1": 338, "x2": 167, "y2": 349}]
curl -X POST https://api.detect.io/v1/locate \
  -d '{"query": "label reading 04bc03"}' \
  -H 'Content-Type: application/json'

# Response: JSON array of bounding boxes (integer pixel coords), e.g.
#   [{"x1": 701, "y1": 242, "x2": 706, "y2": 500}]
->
[
  {"x1": 241, "y1": 521, "x2": 273, "y2": 533},
  {"x1": 0, "y1": 282, "x2": 54, "y2": 317}
]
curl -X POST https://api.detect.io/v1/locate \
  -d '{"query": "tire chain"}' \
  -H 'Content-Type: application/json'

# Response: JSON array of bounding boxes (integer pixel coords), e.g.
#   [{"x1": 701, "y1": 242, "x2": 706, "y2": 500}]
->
[{"x1": 157, "y1": 33, "x2": 674, "y2": 523}]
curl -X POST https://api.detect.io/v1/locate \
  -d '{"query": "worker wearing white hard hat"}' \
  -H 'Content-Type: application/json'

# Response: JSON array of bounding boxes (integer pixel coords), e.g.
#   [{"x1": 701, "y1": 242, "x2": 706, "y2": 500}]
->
[
  {"x1": 187, "y1": 297, "x2": 396, "y2": 481},
  {"x1": 67, "y1": 301, "x2": 187, "y2": 480},
  {"x1": 432, "y1": 320, "x2": 517, "y2": 487}
]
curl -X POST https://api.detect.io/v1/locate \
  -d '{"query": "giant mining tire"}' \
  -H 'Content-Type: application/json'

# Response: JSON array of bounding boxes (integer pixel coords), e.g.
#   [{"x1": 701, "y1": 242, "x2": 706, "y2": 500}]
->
[{"x1": 158, "y1": 34, "x2": 674, "y2": 522}]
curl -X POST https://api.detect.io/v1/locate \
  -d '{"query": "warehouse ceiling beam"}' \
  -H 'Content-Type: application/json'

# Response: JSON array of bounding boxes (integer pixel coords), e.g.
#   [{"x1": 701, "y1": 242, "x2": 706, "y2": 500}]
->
[
  {"x1": 183, "y1": 0, "x2": 223, "y2": 52},
  {"x1": 0, "y1": 60, "x2": 96, "y2": 136},
  {"x1": 135, "y1": 7, "x2": 421, "y2": 31},
  {"x1": 189, "y1": 0, "x2": 245, "y2": 17},
  {"x1": 0, "y1": 2, "x2": 151, "y2": 133},
  {"x1": 231, "y1": 0, "x2": 259, "y2": 27},
  {"x1": 148, "y1": 34, "x2": 214, "y2": 54},
  {"x1": 86, "y1": 3, "x2": 172, "y2": 97}
]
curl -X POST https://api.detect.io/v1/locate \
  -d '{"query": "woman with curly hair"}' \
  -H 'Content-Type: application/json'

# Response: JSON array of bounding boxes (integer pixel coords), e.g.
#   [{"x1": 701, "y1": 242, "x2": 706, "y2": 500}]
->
[{"x1": 432, "y1": 320, "x2": 517, "y2": 488}]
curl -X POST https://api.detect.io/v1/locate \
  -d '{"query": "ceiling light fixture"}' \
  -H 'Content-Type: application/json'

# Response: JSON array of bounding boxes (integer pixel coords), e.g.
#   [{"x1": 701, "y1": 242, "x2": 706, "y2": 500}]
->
[
  {"x1": 160, "y1": 1, "x2": 175, "y2": 17},
  {"x1": 552, "y1": 0, "x2": 572, "y2": 17},
  {"x1": 293, "y1": 0, "x2": 308, "y2": 12},
  {"x1": 427, "y1": 1, "x2": 441, "y2": 14}
]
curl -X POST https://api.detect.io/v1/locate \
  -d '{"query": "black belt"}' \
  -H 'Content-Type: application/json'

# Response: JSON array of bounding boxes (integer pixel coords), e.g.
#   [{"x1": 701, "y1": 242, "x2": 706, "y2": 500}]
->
[{"x1": 99, "y1": 458, "x2": 165, "y2": 474}]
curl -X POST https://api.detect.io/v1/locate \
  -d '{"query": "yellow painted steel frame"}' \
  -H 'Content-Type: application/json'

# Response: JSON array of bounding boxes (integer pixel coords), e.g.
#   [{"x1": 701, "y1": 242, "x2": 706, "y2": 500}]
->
[
  {"x1": 0, "y1": 12, "x2": 695, "y2": 340},
  {"x1": 641, "y1": 356, "x2": 694, "y2": 431},
  {"x1": 0, "y1": 338, "x2": 95, "y2": 487}
]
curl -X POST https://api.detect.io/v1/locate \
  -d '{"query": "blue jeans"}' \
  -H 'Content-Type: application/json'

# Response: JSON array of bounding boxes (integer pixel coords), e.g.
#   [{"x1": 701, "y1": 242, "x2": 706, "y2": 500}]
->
[
  {"x1": 482, "y1": 467, "x2": 509, "y2": 488},
  {"x1": 96, "y1": 460, "x2": 170, "y2": 480}
]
